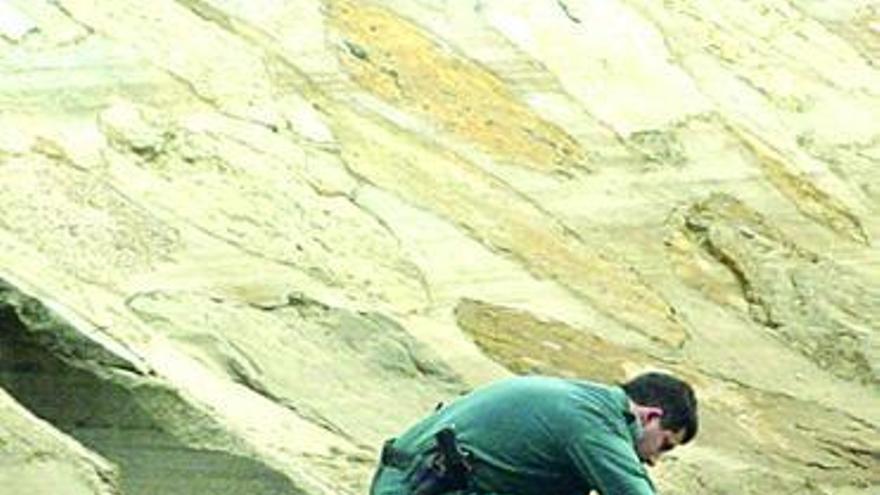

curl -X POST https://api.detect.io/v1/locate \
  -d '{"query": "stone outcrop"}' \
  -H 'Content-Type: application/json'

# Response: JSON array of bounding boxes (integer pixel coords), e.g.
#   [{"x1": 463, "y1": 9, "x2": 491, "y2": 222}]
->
[
  {"x1": 1, "y1": 1, "x2": 878, "y2": 494},
  {"x1": 0, "y1": 386, "x2": 120, "y2": 495}
]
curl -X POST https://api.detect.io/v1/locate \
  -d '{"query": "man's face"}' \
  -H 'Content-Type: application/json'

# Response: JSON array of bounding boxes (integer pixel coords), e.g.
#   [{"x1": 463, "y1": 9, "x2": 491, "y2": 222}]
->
[{"x1": 636, "y1": 415, "x2": 686, "y2": 467}]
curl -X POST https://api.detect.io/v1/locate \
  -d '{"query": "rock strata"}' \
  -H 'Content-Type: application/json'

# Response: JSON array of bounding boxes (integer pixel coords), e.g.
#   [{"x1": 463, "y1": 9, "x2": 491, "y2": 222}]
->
[{"x1": 0, "y1": 1, "x2": 878, "y2": 494}]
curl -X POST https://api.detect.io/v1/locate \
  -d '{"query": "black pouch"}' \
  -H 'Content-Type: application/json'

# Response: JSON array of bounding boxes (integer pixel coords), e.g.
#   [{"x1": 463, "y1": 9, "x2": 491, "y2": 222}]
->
[
  {"x1": 409, "y1": 452, "x2": 449, "y2": 495},
  {"x1": 408, "y1": 427, "x2": 472, "y2": 495}
]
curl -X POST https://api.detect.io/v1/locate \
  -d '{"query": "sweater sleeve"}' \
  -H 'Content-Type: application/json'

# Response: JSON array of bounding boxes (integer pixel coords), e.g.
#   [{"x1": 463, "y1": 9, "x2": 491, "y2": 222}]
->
[{"x1": 566, "y1": 425, "x2": 656, "y2": 495}]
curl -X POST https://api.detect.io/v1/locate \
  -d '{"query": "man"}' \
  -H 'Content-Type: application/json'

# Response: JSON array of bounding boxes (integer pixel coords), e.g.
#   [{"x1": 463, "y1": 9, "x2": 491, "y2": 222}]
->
[{"x1": 370, "y1": 372, "x2": 698, "y2": 495}]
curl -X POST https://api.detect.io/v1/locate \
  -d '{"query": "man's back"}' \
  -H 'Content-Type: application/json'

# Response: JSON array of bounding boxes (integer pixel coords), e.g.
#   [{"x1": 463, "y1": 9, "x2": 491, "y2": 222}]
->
[{"x1": 384, "y1": 376, "x2": 654, "y2": 495}]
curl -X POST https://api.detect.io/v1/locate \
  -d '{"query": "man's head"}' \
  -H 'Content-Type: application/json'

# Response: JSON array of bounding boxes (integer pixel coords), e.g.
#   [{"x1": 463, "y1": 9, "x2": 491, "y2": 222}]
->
[{"x1": 622, "y1": 372, "x2": 698, "y2": 466}]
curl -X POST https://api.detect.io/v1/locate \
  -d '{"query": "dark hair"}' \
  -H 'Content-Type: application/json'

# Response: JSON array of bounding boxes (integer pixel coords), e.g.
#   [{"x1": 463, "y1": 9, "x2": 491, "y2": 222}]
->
[{"x1": 622, "y1": 372, "x2": 698, "y2": 444}]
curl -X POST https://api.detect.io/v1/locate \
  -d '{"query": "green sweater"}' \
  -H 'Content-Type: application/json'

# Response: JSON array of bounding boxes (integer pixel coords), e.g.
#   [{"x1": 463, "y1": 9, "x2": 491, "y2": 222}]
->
[{"x1": 377, "y1": 376, "x2": 656, "y2": 495}]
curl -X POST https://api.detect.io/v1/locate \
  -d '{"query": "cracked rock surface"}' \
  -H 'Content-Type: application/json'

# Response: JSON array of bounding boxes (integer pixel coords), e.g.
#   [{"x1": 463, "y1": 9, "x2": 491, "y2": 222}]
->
[{"x1": 1, "y1": 0, "x2": 879, "y2": 494}]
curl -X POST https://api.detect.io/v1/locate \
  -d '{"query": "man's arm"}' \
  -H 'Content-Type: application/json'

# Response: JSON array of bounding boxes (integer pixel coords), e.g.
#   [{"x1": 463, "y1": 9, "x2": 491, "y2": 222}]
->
[{"x1": 566, "y1": 430, "x2": 656, "y2": 495}]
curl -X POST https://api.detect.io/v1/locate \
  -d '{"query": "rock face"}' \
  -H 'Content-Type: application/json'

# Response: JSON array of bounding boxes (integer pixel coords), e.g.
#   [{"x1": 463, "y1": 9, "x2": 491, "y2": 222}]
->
[{"x1": 0, "y1": 1, "x2": 878, "y2": 494}]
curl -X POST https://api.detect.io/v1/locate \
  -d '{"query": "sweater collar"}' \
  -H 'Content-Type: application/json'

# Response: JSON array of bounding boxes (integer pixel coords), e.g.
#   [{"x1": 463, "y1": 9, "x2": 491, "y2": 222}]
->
[{"x1": 613, "y1": 386, "x2": 643, "y2": 448}]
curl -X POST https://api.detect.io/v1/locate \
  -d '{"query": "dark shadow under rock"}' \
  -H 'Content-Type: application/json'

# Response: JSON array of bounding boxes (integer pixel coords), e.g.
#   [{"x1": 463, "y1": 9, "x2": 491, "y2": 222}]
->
[{"x1": 0, "y1": 280, "x2": 300, "y2": 495}]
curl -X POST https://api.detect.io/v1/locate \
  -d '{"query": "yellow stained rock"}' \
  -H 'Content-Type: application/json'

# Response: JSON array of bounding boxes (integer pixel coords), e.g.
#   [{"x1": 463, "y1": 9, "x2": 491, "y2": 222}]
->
[
  {"x1": 326, "y1": 0, "x2": 588, "y2": 173},
  {"x1": 728, "y1": 123, "x2": 870, "y2": 245},
  {"x1": 455, "y1": 298, "x2": 653, "y2": 381},
  {"x1": 331, "y1": 106, "x2": 687, "y2": 347}
]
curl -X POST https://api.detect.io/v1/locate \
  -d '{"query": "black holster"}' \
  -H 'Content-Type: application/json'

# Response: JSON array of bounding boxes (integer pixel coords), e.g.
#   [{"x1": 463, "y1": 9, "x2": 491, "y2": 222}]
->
[{"x1": 381, "y1": 427, "x2": 472, "y2": 495}]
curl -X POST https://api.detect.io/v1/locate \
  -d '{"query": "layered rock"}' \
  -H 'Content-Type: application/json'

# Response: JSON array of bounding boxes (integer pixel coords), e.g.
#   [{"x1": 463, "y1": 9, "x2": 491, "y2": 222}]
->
[{"x1": 1, "y1": 0, "x2": 878, "y2": 494}]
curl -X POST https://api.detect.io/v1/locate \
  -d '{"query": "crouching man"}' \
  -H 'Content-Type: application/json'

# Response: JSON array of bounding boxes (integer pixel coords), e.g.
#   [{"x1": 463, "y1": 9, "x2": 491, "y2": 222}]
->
[{"x1": 370, "y1": 372, "x2": 698, "y2": 495}]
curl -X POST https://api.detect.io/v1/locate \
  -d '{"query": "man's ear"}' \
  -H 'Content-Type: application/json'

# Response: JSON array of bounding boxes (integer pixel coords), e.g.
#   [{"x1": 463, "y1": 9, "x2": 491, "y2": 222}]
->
[{"x1": 643, "y1": 406, "x2": 664, "y2": 423}]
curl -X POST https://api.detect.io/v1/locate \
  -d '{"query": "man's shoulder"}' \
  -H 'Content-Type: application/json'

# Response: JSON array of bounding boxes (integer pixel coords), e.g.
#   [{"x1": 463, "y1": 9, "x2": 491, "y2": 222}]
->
[
  {"x1": 499, "y1": 374, "x2": 606, "y2": 390},
  {"x1": 497, "y1": 377, "x2": 628, "y2": 420},
  {"x1": 560, "y1": 381, "x2": 634, "y2": 431},
  {"x1": 561, "y1": 379, "x2": 628, "y2": 406},
  {"x1": 492, "y1": 376, "x2": 625, "y2": 404}
]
